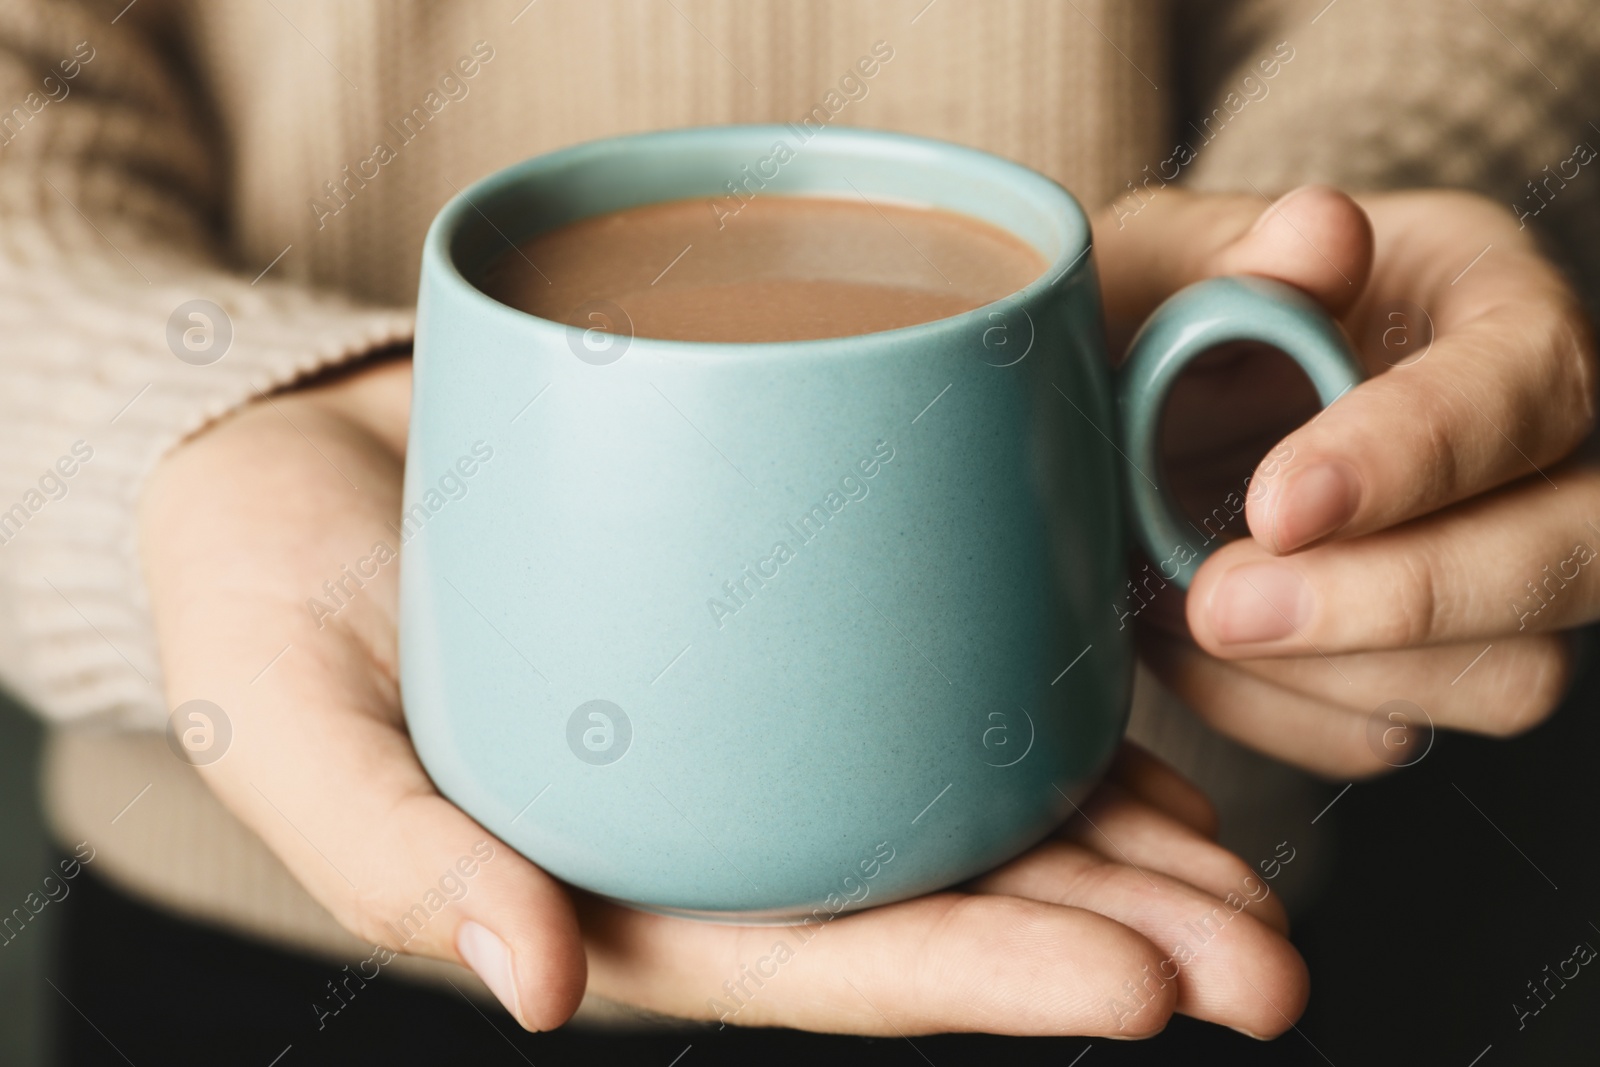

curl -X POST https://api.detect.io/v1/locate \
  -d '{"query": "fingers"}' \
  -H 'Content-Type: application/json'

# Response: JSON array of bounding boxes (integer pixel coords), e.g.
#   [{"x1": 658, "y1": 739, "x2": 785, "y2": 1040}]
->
[
  {"x1": 1248, "y1": 192, "x2": 1597, "y2": 553},
  {"x1": 1211, "y1": 185, "x2": 1374, "y2": 317},
  {"x1": 580, "y1": 891, "x2": 1179, "y2": 1038},
  {"x1": 974, "y1": 840, "x2": 1307, "y2": 1038},
  {"x1": 582, "y1": 795, "x2": 1309, "y2": 1040},
  {"x1": 185, "y1": 652, "x2": 588, "y2": 1030},
  {"x1": 1188, "y1": 461, "x2": 1600, "y2": 655},
  {"x1": 1095, "y1": 185, "x2": 1375, "y2": 344},
  {"x1": 1142, "y1": 626, "x2": 1572, "y2": 740},
  {"x1": 1139, "y1": 636, "x2": 1387, "y2": 777},
  {"x1": 346, "y1": 793, "x2": 587, "y2": 1031},
  {"x1": 139, "y1": 393, "x2": 587, "y2": 1030},
  {"x1": 1106, "y1": 742, "x2": 1220, "y2": 839},
  {"x1": 1060, "y1": 784, "x2": 1288, "y2": 935},
  {"x1": 154, "y1": 636, "x2": 590, "y2": 1030}
]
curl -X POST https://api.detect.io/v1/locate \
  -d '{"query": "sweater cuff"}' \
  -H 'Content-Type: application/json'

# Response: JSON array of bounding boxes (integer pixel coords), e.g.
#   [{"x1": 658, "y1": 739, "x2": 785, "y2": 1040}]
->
[{"x1": 0, "y1": 249, "x2": 413, "y2": 728}]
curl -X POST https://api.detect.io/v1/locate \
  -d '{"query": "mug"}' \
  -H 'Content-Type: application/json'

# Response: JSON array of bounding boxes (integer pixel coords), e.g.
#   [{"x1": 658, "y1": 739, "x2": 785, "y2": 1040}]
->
[{"x1": 399, "y1": 125, "x2": 1362, "y2": 922}]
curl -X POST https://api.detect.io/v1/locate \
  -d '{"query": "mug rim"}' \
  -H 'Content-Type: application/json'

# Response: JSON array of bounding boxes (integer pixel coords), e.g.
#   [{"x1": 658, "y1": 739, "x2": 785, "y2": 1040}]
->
[{"x1": 421, "y1": 124, "x2": 1093, "y2": 361}]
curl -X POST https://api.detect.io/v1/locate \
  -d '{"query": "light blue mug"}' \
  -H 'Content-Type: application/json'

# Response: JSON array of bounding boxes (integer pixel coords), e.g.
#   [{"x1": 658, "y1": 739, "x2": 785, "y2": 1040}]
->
[{"x1": 399, "y1": 125, "x2": 1362, "y2": 922}]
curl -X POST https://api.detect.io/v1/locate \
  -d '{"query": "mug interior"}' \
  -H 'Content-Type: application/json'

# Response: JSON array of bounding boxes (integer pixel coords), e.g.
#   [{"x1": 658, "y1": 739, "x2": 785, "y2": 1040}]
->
[{"x1": 435, "y1": 124, "x2": 1089, "y2": 330}]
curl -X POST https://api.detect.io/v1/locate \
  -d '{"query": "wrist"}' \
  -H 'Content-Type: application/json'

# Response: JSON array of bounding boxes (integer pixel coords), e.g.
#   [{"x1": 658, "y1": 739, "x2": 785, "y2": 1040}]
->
[
  {"x1": 289, "y1": 347, "x2": 413, "y2": 455},
  {"x1": 140, "y1": 349, "x2": 412, "y2": 546}
]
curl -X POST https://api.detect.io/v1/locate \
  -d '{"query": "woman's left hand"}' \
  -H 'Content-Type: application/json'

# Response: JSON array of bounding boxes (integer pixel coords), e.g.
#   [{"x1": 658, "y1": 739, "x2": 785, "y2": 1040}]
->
[{"x1": 1094, "y1": 185, "x2": 1598, "y2": 776}]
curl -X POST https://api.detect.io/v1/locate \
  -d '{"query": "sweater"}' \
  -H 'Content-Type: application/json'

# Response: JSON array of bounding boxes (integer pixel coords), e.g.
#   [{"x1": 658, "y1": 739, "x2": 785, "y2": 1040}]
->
[{"x1": 4, "y1": 0, "x2": 1598, "y2": 1017}]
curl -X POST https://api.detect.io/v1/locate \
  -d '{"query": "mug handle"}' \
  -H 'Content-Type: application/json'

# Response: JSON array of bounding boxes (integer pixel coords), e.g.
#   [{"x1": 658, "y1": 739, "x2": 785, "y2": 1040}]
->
[{"x1": 1115, "y1": 275, "x2": 1365, "y2": 588}]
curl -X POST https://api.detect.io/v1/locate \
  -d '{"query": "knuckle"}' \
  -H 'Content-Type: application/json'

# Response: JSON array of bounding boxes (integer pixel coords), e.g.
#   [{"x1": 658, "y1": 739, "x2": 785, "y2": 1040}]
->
[
  {"x1": 1484, "y1": 262, "x2": 1597, "y2": 462},
  {"x1": 1386, "y1": 382, "x2": 1461, "y2": 501},
  {"x1": 1498, "y1": 292, "x2": 1600, "y2": 463},
  {"x1": 1420, "y1": 394, "x2": 1462, "y2": 496},
  {"x1": 1376, "y1": 549, "x2": 1444, "y2": 648}
]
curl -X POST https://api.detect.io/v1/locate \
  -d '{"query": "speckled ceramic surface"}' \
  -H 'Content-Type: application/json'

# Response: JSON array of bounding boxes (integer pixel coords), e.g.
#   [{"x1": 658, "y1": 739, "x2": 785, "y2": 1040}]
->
[{"x1": 399, "y1": 125, "x2": 1361, "y2": 922}]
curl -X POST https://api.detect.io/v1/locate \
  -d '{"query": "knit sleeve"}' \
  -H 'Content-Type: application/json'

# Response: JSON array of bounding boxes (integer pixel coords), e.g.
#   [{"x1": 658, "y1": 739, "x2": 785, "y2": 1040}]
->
[
  {"x1": 1170, "y1": 0, "x2": 1600, "y2": 291},
  {"x1": 0, "y1": 2, "x2": 412, "y2": 728}
]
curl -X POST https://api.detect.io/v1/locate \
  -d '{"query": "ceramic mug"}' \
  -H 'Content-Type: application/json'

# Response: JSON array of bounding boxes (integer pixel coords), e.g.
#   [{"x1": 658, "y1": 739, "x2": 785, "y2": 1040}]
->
[{"x1": 399, "y1": 125, "x2": 1362, "y2": 922}]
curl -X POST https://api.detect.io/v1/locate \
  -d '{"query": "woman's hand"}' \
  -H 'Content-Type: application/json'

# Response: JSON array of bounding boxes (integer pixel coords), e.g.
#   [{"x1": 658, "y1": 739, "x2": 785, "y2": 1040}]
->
[
  {"x1": 1096, "y1": 186, "x2": 1598, "y2": 776},
  {"x1": 139, "y1": 357, "x2": 1307, "y2": 1037}
]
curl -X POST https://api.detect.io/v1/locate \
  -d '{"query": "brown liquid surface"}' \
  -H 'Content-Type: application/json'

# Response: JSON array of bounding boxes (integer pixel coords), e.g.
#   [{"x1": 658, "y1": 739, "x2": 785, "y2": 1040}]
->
[{"x1": 479, "y1": 196, "x2": 1047, "y2": 343}]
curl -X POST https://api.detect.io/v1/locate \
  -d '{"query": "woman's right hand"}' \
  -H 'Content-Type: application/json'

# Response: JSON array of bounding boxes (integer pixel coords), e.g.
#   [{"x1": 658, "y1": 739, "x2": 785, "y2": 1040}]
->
[{"x1": 138, "y1": 355, "x2": 1307, "y2": 1038}]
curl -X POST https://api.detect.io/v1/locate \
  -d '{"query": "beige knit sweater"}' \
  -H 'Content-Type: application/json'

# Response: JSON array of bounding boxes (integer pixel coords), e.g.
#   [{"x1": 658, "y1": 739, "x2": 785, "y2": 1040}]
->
[{"x1": 3, "y1": 0, "x2": 1598, "y2": 1010}]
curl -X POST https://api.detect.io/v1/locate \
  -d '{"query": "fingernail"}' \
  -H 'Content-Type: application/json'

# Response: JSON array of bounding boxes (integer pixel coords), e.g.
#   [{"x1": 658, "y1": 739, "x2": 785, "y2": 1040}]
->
[
  {"x1": 1210, "y1": 563, "x2": 1313, "y2": 645},
  {"x1": 1248, "y1": 185, "x2": 1311, "y2": 235},
  {"x1": 458, "y1": 921, "x2": 526, "y2": 1028},
  {"x1": 1272, "y1": 460, "x2": 1361, "y2": 552},
  {"x1": 1230, "y1": 1026, "x2": 1272, "y2": 1041}
]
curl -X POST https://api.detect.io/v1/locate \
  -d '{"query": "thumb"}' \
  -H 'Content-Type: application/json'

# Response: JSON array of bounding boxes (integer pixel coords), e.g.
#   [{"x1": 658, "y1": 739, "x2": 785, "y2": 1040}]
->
[
  {"x1": 361, "y1": 793, "x2": 590, "y2": 1032},
  {"x1": 1093, "y1": 184, "x2": 1375, "y2": 345},
  {"x1": 178, "y1": 683, "x2": 588, "y2": 1030}
]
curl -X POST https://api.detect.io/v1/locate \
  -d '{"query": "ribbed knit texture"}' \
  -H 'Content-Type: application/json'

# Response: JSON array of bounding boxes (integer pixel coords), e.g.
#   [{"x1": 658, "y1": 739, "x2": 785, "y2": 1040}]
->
[
  {"x1": 0, "y1": 0, "x2": 1166, "y2": 731},
  {"x1": 9, "y1": 0, "x2": 1596, "y2": 731},
  {"x1": 5, "y1": 0, "x2": 1597, "y2": 1005},
  {"x1": 1179, "y1": 0, "x2": 1600, "y2": 304}
]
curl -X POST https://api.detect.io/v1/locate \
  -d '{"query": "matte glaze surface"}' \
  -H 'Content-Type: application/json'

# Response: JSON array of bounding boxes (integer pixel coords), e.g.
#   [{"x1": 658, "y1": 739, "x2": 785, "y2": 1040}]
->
[
  {"x1": 1117, "y1": 276, "x2": 1365, "y2": 587},
  {"x1": 399, "y1": 126, "x2": 1356, "y2": 921}
]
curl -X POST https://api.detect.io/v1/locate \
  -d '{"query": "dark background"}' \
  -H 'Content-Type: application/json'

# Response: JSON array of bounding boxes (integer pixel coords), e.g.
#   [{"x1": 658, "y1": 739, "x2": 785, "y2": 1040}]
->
[{"x1": 2, "y1": 627, "x2": 1595, "y2": 1066}]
